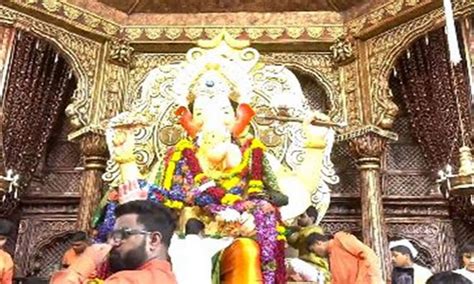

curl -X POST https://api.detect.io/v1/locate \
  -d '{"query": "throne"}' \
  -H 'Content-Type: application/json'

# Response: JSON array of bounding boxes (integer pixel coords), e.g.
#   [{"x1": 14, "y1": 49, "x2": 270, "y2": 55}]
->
[
  {"x1": 96, "y1": 32, "x2": 339, "y2": 283},
  {"x1": 103, "y1": 32, "x2": 338, "y2": 220}
]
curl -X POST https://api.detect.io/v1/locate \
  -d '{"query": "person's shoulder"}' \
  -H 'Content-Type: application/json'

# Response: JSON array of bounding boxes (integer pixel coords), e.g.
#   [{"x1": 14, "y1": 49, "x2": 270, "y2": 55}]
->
[
  {"x1": 110, "y1": 266, "x2": 176, "y2": 283},
  {"x1": 414, "y1": 264, "x2": 432, "y2": 274},
  {"x1": 0, "y1": 249, "x2": 13, "y2": 264}
]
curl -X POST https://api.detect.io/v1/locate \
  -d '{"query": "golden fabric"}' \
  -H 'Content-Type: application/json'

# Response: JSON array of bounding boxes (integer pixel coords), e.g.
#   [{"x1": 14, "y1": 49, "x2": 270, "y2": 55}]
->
[
  {"x1": 288, "y1": 225, "x2": 330, "y2": 283},
  {"x1": 220, "y1": 238, "x2": 262, "y2": 284}
]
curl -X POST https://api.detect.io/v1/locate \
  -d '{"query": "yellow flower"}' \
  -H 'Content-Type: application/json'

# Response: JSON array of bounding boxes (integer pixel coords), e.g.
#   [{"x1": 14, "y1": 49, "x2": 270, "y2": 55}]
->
[
  {"x1": 163, "y1": 161, "x2": 176, "y2": 190},
  {"x1": 221, "y1": 176, "x2": 241, "y2": 190},
  {"x1": 171, "y1": 151, "x2": 182, "y2": 162},
  {"x1": 164, "y1": 200, "x2": 184, "y2": 209},
  {"x1": 221, "y1": 194, "x2": 242, "y2": 205},
  {"x1": 250, "y1": 138, "x2": 266, "y2": 150},
  {"x1": 276, "y1": 225, "x2": 286, "y2": 234},
  {"x1": 248, "y1": 180, "x2": 263, "y2": 187},
  {"x1": 176, "y1": 139, "x2": 193, "y2": 151},
  {"x1": 194, "y1": 173, "x2": 206, "y2": 183},
  {"x1": 247, "y1": 186, "x2": 263, "y2": 194},
  {"x1": 277, "y1": 235, "x2": 286, "y2": 241}
]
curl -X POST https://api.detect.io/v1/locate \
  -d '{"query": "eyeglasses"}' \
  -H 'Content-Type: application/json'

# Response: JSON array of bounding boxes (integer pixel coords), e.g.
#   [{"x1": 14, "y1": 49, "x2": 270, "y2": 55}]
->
[{"x1": 107, "y1": 228, "x2": 152, "y2": 243}]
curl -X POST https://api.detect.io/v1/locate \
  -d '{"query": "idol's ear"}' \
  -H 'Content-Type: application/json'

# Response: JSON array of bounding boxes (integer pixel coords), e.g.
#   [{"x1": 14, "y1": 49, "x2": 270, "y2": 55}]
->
[
  {"x1": 175, "y1": 106, "x2": 200, "y2": 138},
  {"x1": 232, "y1": 103, "x2": 255, "y2": 138}
]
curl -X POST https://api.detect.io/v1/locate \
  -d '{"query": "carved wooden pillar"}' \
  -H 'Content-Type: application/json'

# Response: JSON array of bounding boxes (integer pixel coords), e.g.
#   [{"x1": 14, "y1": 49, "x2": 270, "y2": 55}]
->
[
  {"x1": 349, "y1": 131, "x2": 390, "y2": 282},
  {"x1": 77, "y1": 132, "x2": 108, "y2": 231}
]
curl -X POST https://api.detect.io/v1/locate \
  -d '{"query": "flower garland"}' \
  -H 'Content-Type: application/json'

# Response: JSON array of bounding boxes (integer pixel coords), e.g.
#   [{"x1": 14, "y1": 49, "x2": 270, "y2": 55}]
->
[{"x1": 94, "y1": 138, "x2": 287, "y2": 283}]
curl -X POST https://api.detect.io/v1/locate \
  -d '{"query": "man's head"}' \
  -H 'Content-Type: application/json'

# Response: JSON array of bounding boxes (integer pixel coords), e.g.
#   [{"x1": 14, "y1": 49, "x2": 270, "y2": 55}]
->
[
  {"x1": 389, "y1": 239, "x2": 419, "y2": 268},
  {"x1": 70, "y1": 231, "x2": 88, "y2": 254},
  {"x1": 460, "y1": 242, "x2": 474, "y2": 272},
  {"x1": 0, "y1": 219, "x2": 13, "y2": 249},
  {"x1": 185, "y1": 218, "x2": 204, "y2": 236},
  {"x1": 426, "y1": 271, "x2": 471, "y2": 284},
  {"x1": 306, "y1": 232, "x2": 331, "y2": 257},
  {"x1": 390, "y1": 245, "x2": 414, "y2": 268},
  {"x1": 297, "y1": 206, "x2": 318, "y2": 227},
  {"x1": 108, "y1": 200, "x2": 176, "y2": 273}
]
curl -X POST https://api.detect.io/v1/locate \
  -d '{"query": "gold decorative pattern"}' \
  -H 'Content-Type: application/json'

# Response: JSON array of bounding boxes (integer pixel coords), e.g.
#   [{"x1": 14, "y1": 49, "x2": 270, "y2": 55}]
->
[
  {"x1": 184, "y1": 28, "x2": 202, "y2": 40},
  {"x1": 164, "y1": 27, "x2": 183, "y2": 40},
  {"x1": 246, "y1": 27, "x2": 265, "y2": 40},
  {"x1": 143, "y1": 28, "x2": 162, "y2": 40},
  {"x1": 62, "y1": 4, "x2": 81, "y2": 20},
  {"x1": 307, "y1": 27, "x2": 324, "y2": 39},
  {"x1": 286, "y1": 27, "x2": 305, "y2": 39},
  {"x1": 125, "y1": 28, "x2": 143, "y2": 40},
  {"x1": 82, "y1": 13, "x2": 100, "y2": 28},
  {"x1": 101, "y1": 21, "x2": 120, "y2": 36},
  {"x1": 265, "y1": 28, "x2": 285, "y2": 40},
  {"x1": 41, "y1": 0, "x2": 61, "y2": 13}
]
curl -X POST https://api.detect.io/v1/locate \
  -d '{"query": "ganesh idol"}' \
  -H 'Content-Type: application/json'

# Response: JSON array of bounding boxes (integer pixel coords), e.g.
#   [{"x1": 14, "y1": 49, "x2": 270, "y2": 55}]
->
[{"x1": 92, "y1": 33, "x2": 336, "y2": 284}]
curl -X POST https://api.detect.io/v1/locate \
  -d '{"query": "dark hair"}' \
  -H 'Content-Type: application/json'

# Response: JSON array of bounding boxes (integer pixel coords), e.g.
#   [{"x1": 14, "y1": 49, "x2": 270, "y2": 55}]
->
[
  {"x1": 185, "y1": 218, "x2": 204, "y2": 235},
  {"x1": 426, "y1": 271, "x2": 471, "y2": 284},
  {"x1": 70, "y1": 231, "x2": 88, "y2": 242},
  {"x1": 390, "y1": 245, "x2": 414, "y2": 260},
  {"x1": 459, "y1": 242, "x2": 474, "y2": 255},
  {"x1": 306, "y1": 232, "x2": 330, "y2": 250},
  {"x1": 0, "y1": 219, "x2": 13, "y2": 237},
  {"x1": 115, "y1": 200, "x2": 176, "y2": 247},
  {"x1": 305, "y1": 206, "x2": 318, "y2": 222}
]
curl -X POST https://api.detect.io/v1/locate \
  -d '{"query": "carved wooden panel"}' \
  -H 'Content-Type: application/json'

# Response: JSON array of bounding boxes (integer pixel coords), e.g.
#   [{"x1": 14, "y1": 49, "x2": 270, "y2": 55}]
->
[
  {"x1": 297, "y1": 71, "x2": 328, "y2": 113},
  {"x1": 387, "y1": 221, "x2": 457, "y2": 271},
  {"x1": 97, "y1": 0, "x2": 368, "y2": 14},
  {"x1": 330, "y1": 141, "x2": 359, "y2": 195},
  {"x1": 33, "y1": 232, "x2": 76, "y2": 277},
  {"x1": 382, "y1": 113, "x2": 437, "y2": 197},
  {"x1": 14, "y1": 215, "x2": 77, "y2": 276}
]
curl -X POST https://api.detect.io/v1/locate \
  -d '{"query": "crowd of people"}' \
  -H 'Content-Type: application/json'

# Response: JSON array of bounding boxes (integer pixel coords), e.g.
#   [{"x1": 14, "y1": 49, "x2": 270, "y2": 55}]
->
[{"x1": 0, "y1": 202, "x2": 472, "y2": 284}]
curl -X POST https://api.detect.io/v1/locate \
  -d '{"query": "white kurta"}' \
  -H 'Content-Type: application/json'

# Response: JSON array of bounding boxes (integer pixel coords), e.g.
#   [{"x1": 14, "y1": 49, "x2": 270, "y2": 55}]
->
[
  {"x1": 169, "y1": 234, "x2": 233, "y2": 284},
  {"x1": 413, "y1": 263, "x2": 432, "y2": 284},
  {"x1": 454, "y1": 268, "x2": 474, "y2": 283}
]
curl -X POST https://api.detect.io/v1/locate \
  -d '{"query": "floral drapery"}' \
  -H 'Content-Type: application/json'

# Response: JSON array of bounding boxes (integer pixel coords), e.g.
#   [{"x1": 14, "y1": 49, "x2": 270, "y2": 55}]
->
[
  {"x1": 389, "y1": 26, "x2": 472, "y2": 173},
  {"x1": 2, "y1": 31, "x2": 77, "y2": 192}
]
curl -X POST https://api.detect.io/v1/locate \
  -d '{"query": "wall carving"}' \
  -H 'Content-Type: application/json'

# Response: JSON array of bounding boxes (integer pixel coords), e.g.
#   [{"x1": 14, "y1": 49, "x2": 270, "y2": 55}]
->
[
  {"x1": 14, "y1": 218, "x2": 76, "y2": 276},
  {"x1": 388, "y1": 221, "x2": 457, "y2": 271}
]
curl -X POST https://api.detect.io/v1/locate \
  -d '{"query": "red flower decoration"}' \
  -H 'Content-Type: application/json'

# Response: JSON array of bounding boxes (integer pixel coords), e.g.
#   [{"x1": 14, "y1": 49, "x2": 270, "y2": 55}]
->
[
  {"x1": 183, "y1": 148, "x2": 202, "y2": 175},
  {"x1": 205, "y1": 186, "x2": 226, "y2": 201},
  {"x1": 251, "y1": 148, "x2": 264, "y2": 180}
]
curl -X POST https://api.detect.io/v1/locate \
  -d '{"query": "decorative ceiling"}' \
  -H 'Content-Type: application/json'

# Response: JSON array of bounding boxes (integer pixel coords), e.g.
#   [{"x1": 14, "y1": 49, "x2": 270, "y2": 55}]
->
[{"x1": 97, "y1": 0, "x2": 370, "y2": 14}]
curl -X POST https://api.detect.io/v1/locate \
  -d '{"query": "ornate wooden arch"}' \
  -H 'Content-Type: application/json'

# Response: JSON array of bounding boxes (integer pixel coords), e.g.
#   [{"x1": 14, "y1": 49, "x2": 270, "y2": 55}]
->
[
  {"x1": 0, "y1": 6, "x2": 101, "y2": 128},
  {"x1": 261, "y1": 53, "x2": 344, "y2": 124},
  {"x1": 367, "y1": 1, "x2": 474, "y2": 130}
]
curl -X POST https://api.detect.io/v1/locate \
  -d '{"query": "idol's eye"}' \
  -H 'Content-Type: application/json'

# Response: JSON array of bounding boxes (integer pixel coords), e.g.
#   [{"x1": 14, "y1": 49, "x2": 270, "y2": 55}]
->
[{"x1": 205, "y1": 80, "x2": 214, "y2": 87}]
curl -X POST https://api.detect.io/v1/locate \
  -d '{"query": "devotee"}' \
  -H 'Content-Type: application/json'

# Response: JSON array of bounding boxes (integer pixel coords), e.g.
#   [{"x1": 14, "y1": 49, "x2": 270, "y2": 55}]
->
[
  {"x1": 0, "y1": 219, "x2": 13, "y2": 284},
  {"x1": 51, "y1": 200, "x2": 177, "y2": 284},
  {"x1": 426, "y1": 271, "x2": 472, "y2": 284},
  {"x1": 287, "y1": 206, "x2": 330, "y2": 283},
  {"x1": 62, "y1": 231, "x2": 89, "y2": 268},
  {"x1": 389, "y1": 239, "x2": 432, "y2": 284},
  {"x1": 306, "y1": 231, "x2": 383, "y2": 284},
  {"x1": 454, "y1": 242, "x2": 474, "y2": 282},
  {"x1": 169, "y1": 218, "x2": 233, "y2": 284}
]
